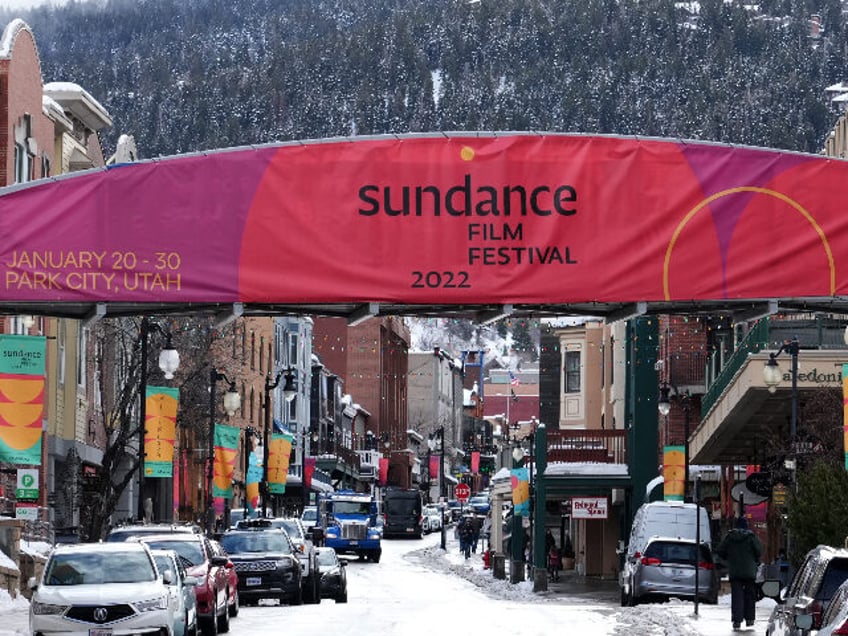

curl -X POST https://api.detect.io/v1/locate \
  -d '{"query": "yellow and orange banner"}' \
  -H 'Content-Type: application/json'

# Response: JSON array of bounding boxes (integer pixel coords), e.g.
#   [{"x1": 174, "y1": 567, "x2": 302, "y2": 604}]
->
[
  {"x1": 267, "y1": 432, "x2": 293, "y2": 495},
  {"x1": 213, "y1": 423, "x2": 240, "y2": 498},
  {"x1": 663, "y1": 445, "x2": 685, "y2": 501},
  {"x1": 144, "y1": 386, "x2": 179, "y2": 477},
  {"x1": 0, "y1": 335, "x2": 46, "y2": 465}
]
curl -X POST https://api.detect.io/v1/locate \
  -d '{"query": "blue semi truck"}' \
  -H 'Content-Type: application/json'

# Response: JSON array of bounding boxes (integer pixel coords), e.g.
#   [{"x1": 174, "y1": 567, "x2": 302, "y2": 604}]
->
[{"x1": 317, "y1": 490, "x2": 383, "y2": 563}]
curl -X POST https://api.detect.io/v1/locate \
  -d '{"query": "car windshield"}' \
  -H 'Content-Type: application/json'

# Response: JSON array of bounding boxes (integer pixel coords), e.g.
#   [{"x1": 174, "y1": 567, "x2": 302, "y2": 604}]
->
[
  {"x1": 142, "y1": 539, "x2": 205, "y2": 567},
  {"x1": 423, "y1": 506, "x2": 439, "y2": 515},
  {"x1": 302, "y1": 508, "x2": 317, "y2": 522},
  {"x1": 316, "y1": 550, "x2": 338, "y2": 567},
  {"x1": 820, "y1": 559, "x2": 848, "y2": 602},
  {"x1": 277, "y1": 519, "x2": 303, "y2": 539},
  {"x1": 45, "y1": 551, "x2": 156, "y2": 585},
  {"x1": 333, "y1": 501, "x2": 371, "y2": 515},
  {"x1": 220, "y1": 532, "x2": 292, "y2": 554}
]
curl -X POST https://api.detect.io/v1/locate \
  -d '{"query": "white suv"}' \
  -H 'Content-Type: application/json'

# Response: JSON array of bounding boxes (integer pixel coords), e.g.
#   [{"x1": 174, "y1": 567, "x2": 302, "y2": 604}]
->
[{"x1": 30, "y1": 542, "x2": 173, "y2": 636}]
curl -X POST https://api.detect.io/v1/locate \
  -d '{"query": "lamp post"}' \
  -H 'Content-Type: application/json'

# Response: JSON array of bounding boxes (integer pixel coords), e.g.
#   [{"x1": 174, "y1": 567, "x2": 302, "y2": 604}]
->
[
  {"x1": 262, "y1": 368, "x2": 296, "y2": 518},
  {"x1": 658, "y1": 384, "x2": 691, "y2": 501},
  {"x1": 763, "y1": 337, "x2": 800, "y2": 448},
  {"x1": 208, "y1": 369, "x2": 241, "y2": 536},
  {"x1": 137, "y1": 316, "x2": 180, "y2": 523}
]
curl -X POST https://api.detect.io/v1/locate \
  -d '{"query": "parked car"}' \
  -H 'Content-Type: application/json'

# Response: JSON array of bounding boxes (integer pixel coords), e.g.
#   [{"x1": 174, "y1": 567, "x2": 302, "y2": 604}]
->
[
  {"x1": 232, "y1": 517, "x2": 320, "y2": 604},
  {"x1": 422, "y1": 505, "x2": 443, "y2": 534},
  {"x1": 620, "y1": 536, "x2": 719, "y2": 606},
  {"x1": 209, "y1": 538, "x2": 240, "y2": 618},
  {"x1": 218, "y1": 526, "x2": 302, "y2": 606},
  {"x1": 765, "y1": 544, "x2": 848, "y2": 635},
  {"x1": 301, "y1": 506, "x2": 319, "y2": 532},
  {"x1": 30, "y1": 542, "x2": 173, "y2": 636},
  {"x1": 469, "y1": 494, "x2": 491, "y2": 515},
  {"x1": 447, "y1": 500, "x2": 462, "y2": 522},
  {"x1": 624, "y1": 501, "x2": 712, "y2": 564},
  {"x1": 814, "y1": 577, "x2": 848, "y2": 636},
  {"x1": 315, "y1": 547, "x2": 348, "y2": 603},
  {"x1": 151, "y1": 548, "x2": 199, "y2": 636},
  {"x1": 105, "y1": 522, "x2": 202, "y2": 542},
  {"x1": 139, "y1": 533, "x2": 233, "y2": 636}
]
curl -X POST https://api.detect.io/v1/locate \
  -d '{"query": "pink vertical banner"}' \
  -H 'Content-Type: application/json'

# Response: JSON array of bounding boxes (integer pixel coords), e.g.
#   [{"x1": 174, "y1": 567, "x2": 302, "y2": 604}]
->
[
  {"x1": 378, "y1": 458, "x2": 389, "y2": 485},
  {"x1": 173, "y1": 452, "x2": 180, "y2": 518},
  {"x1": 429, "y1": 455, "x2": 439, "y2": 481},
  {"x1": 471, "y1": 451, "x2": 480, "y2": 474}
]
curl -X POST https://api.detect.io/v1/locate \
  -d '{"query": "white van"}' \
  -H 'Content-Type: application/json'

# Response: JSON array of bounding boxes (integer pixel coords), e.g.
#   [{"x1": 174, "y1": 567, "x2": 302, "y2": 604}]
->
[{"x1": 625, "y1": 500, "x2": 712, "y2": 558}]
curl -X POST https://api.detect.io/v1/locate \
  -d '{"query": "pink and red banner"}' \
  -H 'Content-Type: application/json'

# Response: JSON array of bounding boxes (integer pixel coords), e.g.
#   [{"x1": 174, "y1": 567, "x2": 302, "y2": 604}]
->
[{"x1": 1, "y1": 134, "x2": 847, "y2": 306}]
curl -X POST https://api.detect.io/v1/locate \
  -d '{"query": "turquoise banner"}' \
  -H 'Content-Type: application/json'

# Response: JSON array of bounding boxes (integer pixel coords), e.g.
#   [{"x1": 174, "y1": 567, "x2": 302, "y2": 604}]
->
[{"x1": 0, "y1": 335, "x2": 46, "y2": 465}]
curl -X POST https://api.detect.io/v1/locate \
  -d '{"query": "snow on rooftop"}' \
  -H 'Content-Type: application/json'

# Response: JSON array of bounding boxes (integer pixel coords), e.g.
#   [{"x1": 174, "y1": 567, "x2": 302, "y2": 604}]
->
[{"x1": 0, "y1": 19, "x2": 29, "y2": 58}]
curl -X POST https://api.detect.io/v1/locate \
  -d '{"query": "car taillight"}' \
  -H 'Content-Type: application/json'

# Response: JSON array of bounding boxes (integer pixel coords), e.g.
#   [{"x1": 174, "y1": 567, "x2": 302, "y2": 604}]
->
[
  {"x1": 698, "y1": 561, "x2": 714, "y2": 570},
  {"x1": 832, "y1": 619, "x2": 848, "y2": 635},
  {"x1": 811, "y1": 600, "x2": 823, "y2": 629},
  {"x1": 640, "y1": 557, "x2": 662, "y2": 566}
]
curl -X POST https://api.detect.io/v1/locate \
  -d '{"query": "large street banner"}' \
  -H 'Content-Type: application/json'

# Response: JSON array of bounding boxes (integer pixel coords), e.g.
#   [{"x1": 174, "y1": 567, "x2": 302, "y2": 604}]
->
[
  {"x1": 0, "y1": 335, "x2": 45, "y2": 465},
  {"x1": 663, "y1": 445, "x2": 685, "y2": 501},
  {"x1": 2, "y1": 134, "x2": 848, "y2": 308},
  {"x1": 144, "y1": 386, "x2": 179, "y2": 478},
  {"x1": 267, "y1": 432, "x2": 293, "y2": 495},
  {"x1": 245, "y1": 439, "x2": 263, "y2": 515},
  {"x1": 511, "y1": 467, "x2": 530, "y2": 517},
  {"x1": 212, "y1": 423, "x2": 240, "y2": 499}
]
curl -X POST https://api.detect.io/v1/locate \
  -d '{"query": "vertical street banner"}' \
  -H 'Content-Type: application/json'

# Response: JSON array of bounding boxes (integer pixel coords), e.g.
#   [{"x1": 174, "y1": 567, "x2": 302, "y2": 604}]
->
[
  {"x1": 267, "y1": 432, "x2": 293, "y2": 495},
  {"x1": 378, "y1": 457, "x2": 389, "y2": 485},
  {"x1": 663, "y1": 445, "x2": 685, "y2": 501},
  {"x1": 144, "y1": 386, "x2": 179, "y2": 477},
  {"x1": 843, "y1": 364, "x2": 848, "y2": 470},
  {"x1": 303, "y1": 456, "x2": 315, "y2": 492},
  {"x1": 511, "y1": 467, "x2": 530, "y2": 516},
  {"x1": 0, "y1": 335, "x2": 46, "y2": 465},
  {"x1": 471, "y1": 451, "x2": 480, "y2": 474},
  {"x1": 245, "y1": 439, "x2": 263, "y2": 515},
  {"x1": 213, "y1": 423, "x2": 240, "y2": 498},
  {"x1": 429, "y1": 455, "x2": 439, "y2": 482}
]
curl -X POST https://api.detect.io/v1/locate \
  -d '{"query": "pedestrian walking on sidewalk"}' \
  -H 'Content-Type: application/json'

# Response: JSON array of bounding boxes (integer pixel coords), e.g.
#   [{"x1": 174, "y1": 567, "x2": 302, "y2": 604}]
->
[{"x1": 717, "y1": 516, "x2": 763, "y2": 631}]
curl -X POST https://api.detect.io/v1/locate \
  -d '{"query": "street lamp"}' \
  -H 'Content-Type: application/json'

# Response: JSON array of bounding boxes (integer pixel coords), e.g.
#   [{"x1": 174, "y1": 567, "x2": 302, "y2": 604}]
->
[
  {"x1": 208, "y1": 369, "x2": 241, "y2": 536},
  {"x1": 137, "y1": 316, "x2": 180, "y2": 523},
  {"x1": 658, "y1": 383, "x2": 691, "y2": 501},
  {"x1": 762, "y1": 337, "x2": 800, "y2": 445},
  {"x1": 262, "y1": 368, "x2": 295, "y2": 518}
]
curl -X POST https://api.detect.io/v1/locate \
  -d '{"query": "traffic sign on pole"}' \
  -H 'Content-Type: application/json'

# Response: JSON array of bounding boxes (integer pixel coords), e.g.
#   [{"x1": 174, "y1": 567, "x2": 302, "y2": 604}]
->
[{"x1": 455, "y1": 483, "x2": 471, "y2": 502}]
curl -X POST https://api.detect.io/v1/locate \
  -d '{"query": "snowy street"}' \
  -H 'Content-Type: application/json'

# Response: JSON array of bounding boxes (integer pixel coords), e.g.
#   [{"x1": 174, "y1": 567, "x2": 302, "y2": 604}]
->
[{"x1": 1, "y1": 529, "x2": 778, "y2": 636}]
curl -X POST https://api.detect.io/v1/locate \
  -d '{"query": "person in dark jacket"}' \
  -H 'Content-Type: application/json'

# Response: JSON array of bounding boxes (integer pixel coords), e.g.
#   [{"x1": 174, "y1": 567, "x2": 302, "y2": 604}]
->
[{"x1": 717, "y1": 516, "x2": 763, "y2": 631}]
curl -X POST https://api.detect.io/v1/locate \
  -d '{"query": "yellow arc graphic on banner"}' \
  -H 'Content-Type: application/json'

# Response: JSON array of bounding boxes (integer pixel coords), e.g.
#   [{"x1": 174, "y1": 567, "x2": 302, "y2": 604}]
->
[{"x1": 663, "y1": 187, "x2": 835, "y2": 300}]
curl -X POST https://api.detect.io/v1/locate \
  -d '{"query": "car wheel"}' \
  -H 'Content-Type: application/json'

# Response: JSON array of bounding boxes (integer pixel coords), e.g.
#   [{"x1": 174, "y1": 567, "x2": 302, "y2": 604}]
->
[
  {"x1": 313, "y1": 575, "x2": 321, "y2": 605},
  {"x1": 620, "y1": 587, "x2": 628, "y2": 607},
  {"x1": 228, "y1": 588, "x2": 239, "y2": 617},
  {"x1": 371, "y1": 550, "x2": 381, "y2": 563},
  {"x1": 200, "y1": 615, "x2": 218, "y2": 636},
  {"x1": 337, "y1": 589, "x2": 347, "y2": 603},
  {"x1": 290, "y1": 585, "x2": 303, "y2": 606},
  {"x1": 216, "y1": 598, "x2": 230, "y2": 634}
]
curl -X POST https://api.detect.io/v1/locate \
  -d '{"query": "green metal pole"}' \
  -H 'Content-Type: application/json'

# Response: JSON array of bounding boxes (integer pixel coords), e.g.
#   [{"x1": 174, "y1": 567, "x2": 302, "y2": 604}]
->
[{"x1": 533, "y1": 423, "x2": 548, "y2": 592}]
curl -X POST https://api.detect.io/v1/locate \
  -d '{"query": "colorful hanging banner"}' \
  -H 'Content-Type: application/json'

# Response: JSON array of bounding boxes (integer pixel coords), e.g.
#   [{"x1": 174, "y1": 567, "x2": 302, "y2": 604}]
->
[
  {"x1": 267, "y1": 432, "x2": 293, "y2": 495},
  {"x1": 0, "y1": 335, "x2": 46, "y2": 465},
  {"x1": 510, "y1": 467, "x2": 530, "y2": 516},
  {"x1": 471, "y1": 451, "x2": 480, "y2": 474},
  {"x1": 144, "y1": 386, "x2": 179, "y2": 477},
  {"x1": 663, "y1": 445, "x2": 685, "y2": 501},
  {"x1": 303, "y1": 456, "x2": 316, "y2": 493},
  {"x1": 378, "y1": 457, "x2": 389, "y2": 485},
  {"x1": 429, "y1": 455, "x2": 440, "y2": 482},
  {"x1": 245, "y1": 438, "x2": 263, "y2": 515},
  {"x1": 843, "y1": 364, "x2": 848, "y2": 471},
  {"x1": 212, "y1": 423, "x2": 240, "y2": 498}
]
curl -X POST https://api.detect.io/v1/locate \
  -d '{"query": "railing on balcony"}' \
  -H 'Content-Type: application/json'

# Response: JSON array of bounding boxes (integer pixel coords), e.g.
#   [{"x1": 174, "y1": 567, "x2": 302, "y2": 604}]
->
[{"x1": 545, "y1": 429, "x2": 627, "y2": 464}]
